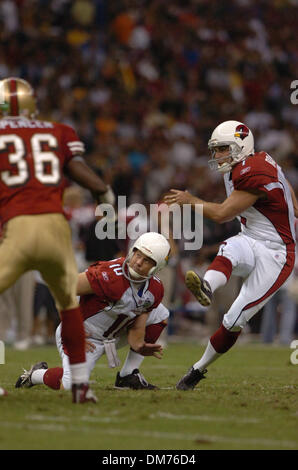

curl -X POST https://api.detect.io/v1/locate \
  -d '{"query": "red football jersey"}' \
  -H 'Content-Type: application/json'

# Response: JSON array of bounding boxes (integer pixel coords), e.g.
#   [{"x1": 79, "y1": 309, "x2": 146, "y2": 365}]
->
[
  {"x1": 80, "y1": 257, "x2": 164, "y2": 323},
  {"x1": 0, "y1": 117, "x2": 84, "y2": 223},
  {"x1": 228, "y1": 151, "x2": 295, "y2": 248}
]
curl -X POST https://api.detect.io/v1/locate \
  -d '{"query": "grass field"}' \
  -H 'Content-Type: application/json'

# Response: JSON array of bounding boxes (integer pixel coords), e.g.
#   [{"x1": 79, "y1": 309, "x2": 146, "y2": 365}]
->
[{"x1": 0, "y1": 341, "x2": 297, "y2": 451}]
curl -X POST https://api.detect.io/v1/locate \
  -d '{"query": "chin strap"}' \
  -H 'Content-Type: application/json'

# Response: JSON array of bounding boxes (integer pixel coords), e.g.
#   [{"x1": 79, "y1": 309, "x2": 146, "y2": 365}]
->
[
  {"x1": 218, "y1": 162, "x2": 232, "y2": 174},
  {"x1": 122, "y1": 257, "x2": 152, "y2": 284}
]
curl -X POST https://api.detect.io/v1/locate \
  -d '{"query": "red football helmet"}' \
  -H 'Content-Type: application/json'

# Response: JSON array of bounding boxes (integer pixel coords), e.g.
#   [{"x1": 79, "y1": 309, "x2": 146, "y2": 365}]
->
[{"x1": 0, "y1": 77, "x2": 37, "y2": 118}]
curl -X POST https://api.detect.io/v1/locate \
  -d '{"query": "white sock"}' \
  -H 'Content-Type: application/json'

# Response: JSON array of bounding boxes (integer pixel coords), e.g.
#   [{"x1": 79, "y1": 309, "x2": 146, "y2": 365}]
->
[
  {"x1": 31, "y1": 369, "x2": 47, "y2": 385},
  {"x1": 120, "y1": 350, "x2": 144, "y2": 377},
  {"x1": 70, "y1": 362, "x2": 88, "y2": 384},
  {"x1": 204, "y1": 270, "x2": 227, "y2": 293},
  {"x1": 193, "y1": 341, "x2": 221, "y2": 372}
]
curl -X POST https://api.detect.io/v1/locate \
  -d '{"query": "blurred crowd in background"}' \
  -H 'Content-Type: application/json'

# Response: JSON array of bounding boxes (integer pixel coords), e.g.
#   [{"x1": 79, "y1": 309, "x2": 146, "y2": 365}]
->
[{"x1": 0, "y1": 0, "x2": 297, "y2": 348}]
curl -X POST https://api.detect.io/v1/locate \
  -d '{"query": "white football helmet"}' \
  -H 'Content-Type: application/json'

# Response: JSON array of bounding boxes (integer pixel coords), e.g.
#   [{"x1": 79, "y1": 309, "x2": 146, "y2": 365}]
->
[
  {"x1": 208, "y1": 120, "x2": 254, "y2": 173},
  {"x1": 122, "y1": 232, "x2": 171, "y2": 283}
]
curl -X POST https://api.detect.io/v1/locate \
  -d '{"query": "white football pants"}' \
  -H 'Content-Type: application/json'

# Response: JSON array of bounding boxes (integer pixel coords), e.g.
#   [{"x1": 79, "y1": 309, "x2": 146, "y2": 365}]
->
[
  {"x1": 56, "y1": 303, "x2": 169, "y2": 390},
  {"x1": 212, "y1": 234, "x2": 295, "y2": 331}
]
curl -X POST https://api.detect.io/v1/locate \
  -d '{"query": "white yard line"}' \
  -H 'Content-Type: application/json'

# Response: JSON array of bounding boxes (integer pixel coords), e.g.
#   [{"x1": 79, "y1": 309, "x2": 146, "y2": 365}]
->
[
  {"x1": 27, "y1": 414, "x2": 122, "y2": 424},
  {"x1": 26, "y1": 410, "x2": 262, "y2": 424},
  {"x1": 1, "y1": 420, "x2": 297, "y2": 449},
  {"x1": 150, "y1": 411, "x2": 261, "y2": 423}
]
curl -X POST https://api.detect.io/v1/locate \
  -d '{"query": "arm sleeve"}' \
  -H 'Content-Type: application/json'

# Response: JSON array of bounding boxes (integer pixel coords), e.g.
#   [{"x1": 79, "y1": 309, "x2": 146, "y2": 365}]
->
[
  {"x1": 146, "y1": 282, "x2": 164, "y2": 312},
  {"x1": 85, "y1": 261, "x2": 124, "y2": 302},
  {"x1": 60, "y1": 124, "x2": 85, "y2": 165},
  {"x1": 85, "y1": 264, "x2": 107, "y2": 300},
  {"x1": 233, "y1": 172, "x2": 275, "y2": 196}
]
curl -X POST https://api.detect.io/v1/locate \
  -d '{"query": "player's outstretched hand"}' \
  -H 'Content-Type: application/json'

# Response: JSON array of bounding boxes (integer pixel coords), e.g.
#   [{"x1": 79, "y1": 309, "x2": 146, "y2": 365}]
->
[
  {"x1": 163, "y1": 189, "x2": 194, "y2": 206},
  {"x1": 138, "y1": 343, "x2": 163, "y2": 359}
]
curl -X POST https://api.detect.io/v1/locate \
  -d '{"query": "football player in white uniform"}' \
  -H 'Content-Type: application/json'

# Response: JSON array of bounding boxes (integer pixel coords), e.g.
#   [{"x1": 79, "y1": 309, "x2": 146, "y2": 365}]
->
[
  {"x1": 165, "y1": 120, "x2": 297, "y2": 390},
  {"x1": 15, "y1": 233, "x2": 171, "y2": 392}
]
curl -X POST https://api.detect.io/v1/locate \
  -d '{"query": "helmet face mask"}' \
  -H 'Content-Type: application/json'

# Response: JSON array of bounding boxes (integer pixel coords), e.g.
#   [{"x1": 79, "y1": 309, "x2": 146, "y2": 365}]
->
[
  {"x1": 122, "y1": 232, "x2": 170, "y2": 283},
  {"x1": 0, "y1": 77, "x2": 37, "y2": 119},
  {"x1": 208, "y1": 141, "x2": 242, "y2": 173},
  {"x1": 208, "y1": 121, "x2": 254, "y2": 174}
]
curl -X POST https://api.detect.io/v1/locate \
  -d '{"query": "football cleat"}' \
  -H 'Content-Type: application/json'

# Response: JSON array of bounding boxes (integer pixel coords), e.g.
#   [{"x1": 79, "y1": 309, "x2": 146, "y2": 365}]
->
[
  {"x1": 115, "y1": 369, "x2": 158, "y2": 390},
  {"x1": 185, "y1": 271, "x2": 212, "y2": 306},
  {"x1": 15, "y1": 361, "x2": 48, "y2": 388},
  {"x1": 176, "y1": 367, "x2": 207, "y2": 390},
  {"x1": 72, "y1": 383, "x2": 97, "y2": 404}
]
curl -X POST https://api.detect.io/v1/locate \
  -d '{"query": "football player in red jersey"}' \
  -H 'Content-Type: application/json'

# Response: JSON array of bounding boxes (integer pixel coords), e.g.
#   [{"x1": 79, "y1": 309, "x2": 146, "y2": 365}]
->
[
  {"x1": 15, "y1": 233, "x2": 170, "y2": 391},
  {"x1": 164, "y1": 120, "x2": 298, "y2": 390},
  {"x1": 0, "y1": 77, "x2": 115, "y2": 403}
]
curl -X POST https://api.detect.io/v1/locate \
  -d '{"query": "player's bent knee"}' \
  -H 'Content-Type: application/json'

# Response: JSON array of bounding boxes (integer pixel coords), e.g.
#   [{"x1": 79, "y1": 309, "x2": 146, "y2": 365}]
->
[
  {"x1": 62, "y1": 372, "x2": 71, "y2": 391},
  {"x1": 55, "y1": 291, "x2": 78, "y2": 311},
  {"x1": 222, "y1": 316, "x2": 244, "y2": 332}
]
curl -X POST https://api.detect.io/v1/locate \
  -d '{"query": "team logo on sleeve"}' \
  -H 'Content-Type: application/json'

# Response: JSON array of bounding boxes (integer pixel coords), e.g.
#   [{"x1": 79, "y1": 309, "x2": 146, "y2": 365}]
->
[
  {"x1": 240, "y1": 166, "x2": 251, "y2": 176},
  {"x1": 234, "y1": 124, "x2": 249, "y2": 140}
]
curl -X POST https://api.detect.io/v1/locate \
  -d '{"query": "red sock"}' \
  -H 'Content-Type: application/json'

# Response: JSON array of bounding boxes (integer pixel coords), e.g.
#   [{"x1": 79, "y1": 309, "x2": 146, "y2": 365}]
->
[
  {"x1": 144, "y1": 321, "x2": 167, "y2": 343},
  {"x1": 207, "y1": 255, "x2": 233, "y2": 281},
  {"x1": 43, "y1": 367, "x2": 63, "y2": 390},
  {"x1": 60, "y1": 307, "x2": 86, "y2": 365},
  {"x1": 210, "y1": 324, "x2": 241, "y2": 353}
]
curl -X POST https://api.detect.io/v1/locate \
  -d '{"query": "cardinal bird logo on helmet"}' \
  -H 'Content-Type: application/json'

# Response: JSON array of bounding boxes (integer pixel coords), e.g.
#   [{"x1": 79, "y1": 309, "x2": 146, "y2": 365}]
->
[{"x1": 234, "y1": 124, "x2": 249, "y2": 140}]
